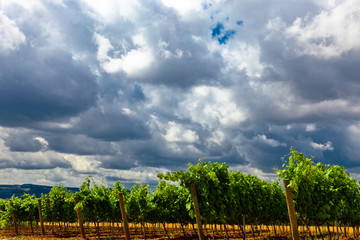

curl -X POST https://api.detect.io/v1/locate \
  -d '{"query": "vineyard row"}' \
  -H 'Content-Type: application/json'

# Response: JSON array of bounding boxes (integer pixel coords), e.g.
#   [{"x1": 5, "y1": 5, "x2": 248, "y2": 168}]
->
[{"x1": 1, "y1": 148, "x2": 360, "y2": 240}]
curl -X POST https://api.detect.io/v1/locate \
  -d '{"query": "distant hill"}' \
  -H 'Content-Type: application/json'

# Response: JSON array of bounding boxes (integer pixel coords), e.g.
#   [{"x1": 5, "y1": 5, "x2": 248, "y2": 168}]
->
[{"x1": 0, "y1": 184, "x2": 79, "y2": 199}]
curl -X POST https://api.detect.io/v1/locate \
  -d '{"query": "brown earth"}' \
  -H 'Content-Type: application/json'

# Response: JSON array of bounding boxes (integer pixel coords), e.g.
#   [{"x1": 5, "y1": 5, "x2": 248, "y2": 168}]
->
[{"x1": 0, "y1": 224, "x2": 358, "y2": 240}]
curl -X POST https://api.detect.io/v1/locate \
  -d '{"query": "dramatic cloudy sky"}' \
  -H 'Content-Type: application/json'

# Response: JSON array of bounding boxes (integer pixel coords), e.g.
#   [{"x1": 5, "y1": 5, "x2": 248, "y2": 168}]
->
[{"x1": 0, "y1": 0, "x2": 360, "y2": 188}]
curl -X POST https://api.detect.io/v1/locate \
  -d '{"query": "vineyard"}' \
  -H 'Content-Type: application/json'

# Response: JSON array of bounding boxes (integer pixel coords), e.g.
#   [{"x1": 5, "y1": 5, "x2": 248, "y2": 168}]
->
[{"x1": 1, "y1": 148, "x2": 360, "y2": 240}]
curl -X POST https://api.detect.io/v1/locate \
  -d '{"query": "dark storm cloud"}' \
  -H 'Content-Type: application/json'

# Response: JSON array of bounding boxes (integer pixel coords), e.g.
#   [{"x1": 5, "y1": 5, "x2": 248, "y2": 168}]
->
[
  {"x1": 259, "y1": 40, "x2": 360, "y2": 103},
  {"x1": 143, "y1": 53, "x2": 222, "y2": 88},
  {"x1": 98, "y1": 138, "x2": 191, "y2": 170},
  {"x1": 46, "y1": 134, "x2": 119, "y2": 156},
  {"x1": 5, "y1": 132, "x2": 43, "y2": 152},
  {"x1": 76, "y1": 107, "x2": 151, "y2": 142},
  {"x1": 99, "y1": 156, "x2": 137, "y2": 170},
  {"x1": 0, "y1": 1, "x2": 98, "y2": 127},
  {"x1": 0, "y1": 155, "x2": 71, "y2": 170},
  {"x1": 0, "y1": 51, "x2": 97, "y2": 127}
]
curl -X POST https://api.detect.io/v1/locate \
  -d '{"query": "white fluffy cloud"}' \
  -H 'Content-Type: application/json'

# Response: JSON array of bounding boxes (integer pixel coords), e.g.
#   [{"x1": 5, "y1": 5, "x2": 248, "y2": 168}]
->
[
  {"x1": 0, "y1": 10, "x2": 26, "y2": 53},
  {"x1": 286, "y1": 0, "x2": 360, "y2": 58},
  {"x1": 94, "y1": 33, "x2": 154, "y2": 76},
  {"x1": 310, "y1": 141, "x2": 334, "y2": 151},
  {"x1": 163, "y1": 121, "x2": 199, "y2": 144},
  {"x1": 178, "y1": 86, "x2": 247, "y2": 128},
  {"x1": 306, "y1": 124, "x2": 317, "y2": 132},
  {"x1": 255, "y1": 134, "x2": 287, "y2": 148},
  {"x1": 60, "y1": 154, "x2": 100, "y2": 173},
  {"x1": 207, "y1": 129, "x2": 226, "y2": 146},
  {"x1": 79, "y1": 0, "x2": 141, "y2": 23},
  {"x1": 215, "y1": 41, "x2": 264, "y2": 77},
  {"x1": 160, "y1": 0, "x2": 203, "y2": 18},
  {"x1": 298, "y1": 99, "x2": 360, "y2": 119}
]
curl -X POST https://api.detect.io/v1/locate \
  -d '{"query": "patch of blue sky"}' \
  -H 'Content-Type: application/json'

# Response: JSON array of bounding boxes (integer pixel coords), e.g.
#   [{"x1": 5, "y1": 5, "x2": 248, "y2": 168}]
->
[
  {"x1": 212, "y1": 23, "x2": 224, "y2": 38},
  {"x1": 202, "y1": 2, "x2": 212, "y2": 10},
  {"x1": 236, "y1": 20, "x2": 244, "y2": 26},
  {"x1": 132, "y1": 84, "x2": 146, "y2": 101},
  {"x1": 211, "y1": 22, "x2": 236, "y2": 44},
  {"x1": 218, "y1": 30, "x2": 236, "y2": 44}
]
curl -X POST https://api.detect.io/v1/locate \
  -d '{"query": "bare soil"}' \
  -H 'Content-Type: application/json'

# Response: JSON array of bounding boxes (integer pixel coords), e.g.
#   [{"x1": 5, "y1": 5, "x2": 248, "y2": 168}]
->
[{"x1": 0, "y1": 224, "x2": 358, "y2": 240}]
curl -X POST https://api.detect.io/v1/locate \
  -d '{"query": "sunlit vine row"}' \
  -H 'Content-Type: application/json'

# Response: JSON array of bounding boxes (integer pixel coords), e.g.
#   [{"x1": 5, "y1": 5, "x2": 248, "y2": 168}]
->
[{"x1": 1, "y1": 148, "x2": 359, "y2": 238}]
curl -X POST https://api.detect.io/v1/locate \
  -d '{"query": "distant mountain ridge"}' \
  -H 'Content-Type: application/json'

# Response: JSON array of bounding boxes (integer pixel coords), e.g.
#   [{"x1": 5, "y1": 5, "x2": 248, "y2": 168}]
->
[{"x1": 0, "y1": 184, "x2": 79, "y2": 199}]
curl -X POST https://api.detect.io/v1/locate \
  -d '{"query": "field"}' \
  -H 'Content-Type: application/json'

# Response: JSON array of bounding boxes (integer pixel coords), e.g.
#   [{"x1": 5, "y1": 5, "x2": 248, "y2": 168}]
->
[{"x1": 0, "y1": 223, "x2": 359, "y2": 240}]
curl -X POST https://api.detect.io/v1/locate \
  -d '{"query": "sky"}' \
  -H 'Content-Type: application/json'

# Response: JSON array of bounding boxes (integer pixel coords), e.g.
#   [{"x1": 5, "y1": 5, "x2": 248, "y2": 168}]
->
[{"x1": 0, "y1": 0, "x2": 360, "y2": 189}]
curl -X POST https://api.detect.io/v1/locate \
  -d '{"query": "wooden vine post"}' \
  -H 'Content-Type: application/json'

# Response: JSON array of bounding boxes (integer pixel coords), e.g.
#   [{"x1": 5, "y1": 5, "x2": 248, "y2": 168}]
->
[
  {"x1": 283, "y1": 179, "x2": 299, "y2": 240},
  {"x1": 118, "y1": 192, "x2": 131, "y2": 240},
  {"x1": 74, "y1": 196, "x2": 86, "y2": 238},
  {"x1": 243, "y1": 215, "x2": 246, "y2": 239},
  {"x1": 10, "y1": 201, "x2": 18, "y2": 235},
  {"x1": 190, "y1": 183, "x2": 205, "y2": 240},
  {"x1": 38, "y1": 199, "x2": 45, "y2": 235}
]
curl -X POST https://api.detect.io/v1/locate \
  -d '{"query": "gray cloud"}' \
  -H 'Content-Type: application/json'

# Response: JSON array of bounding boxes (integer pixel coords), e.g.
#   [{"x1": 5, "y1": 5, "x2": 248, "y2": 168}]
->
[
  {"x1": 46, "y1": 134, "x2": 119, "y2": 156},
  {"x1": 0, "y1": 1, "x2": 98, "y2": 127},
  {"x1": 0, "y1": 154, "x2": 71, "y2": 170},
  {"x1": 75, "y1": 106, "x2": 151, "y2": 141},
  {"x1": 0, "y1": 0, "x2": 359, "y2": 186},
  {"x1": 5, "y1": 132, "x2": 43, "y2": 152},
  {"x1": 0, "y1": 51, "x2": 97, "y2": 125}
]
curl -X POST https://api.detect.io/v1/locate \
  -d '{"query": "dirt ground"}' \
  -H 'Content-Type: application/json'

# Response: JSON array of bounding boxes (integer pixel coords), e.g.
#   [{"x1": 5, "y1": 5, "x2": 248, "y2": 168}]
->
[{"x1": 0, "y1": 224, "x2": 358, "y2": 240}]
